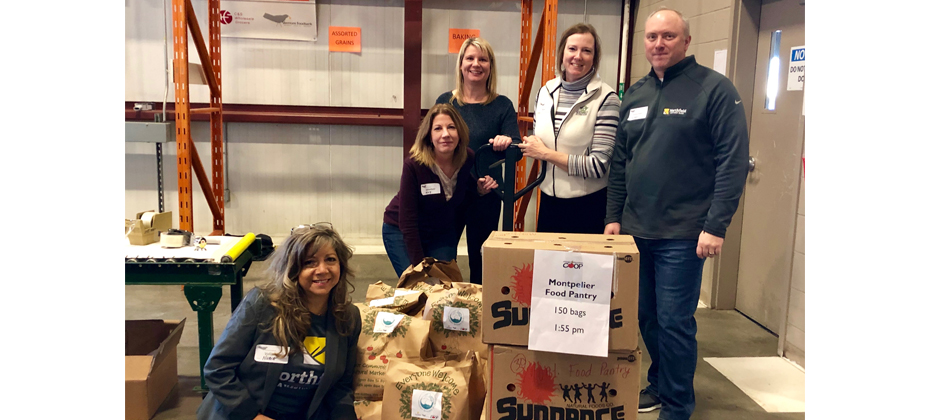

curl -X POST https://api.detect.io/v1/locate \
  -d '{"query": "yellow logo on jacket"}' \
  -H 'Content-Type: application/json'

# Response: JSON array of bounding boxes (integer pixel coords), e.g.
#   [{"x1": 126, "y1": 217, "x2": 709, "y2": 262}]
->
[{"x1": 303, "y1": 337, "x2": 326, "y2": 365}]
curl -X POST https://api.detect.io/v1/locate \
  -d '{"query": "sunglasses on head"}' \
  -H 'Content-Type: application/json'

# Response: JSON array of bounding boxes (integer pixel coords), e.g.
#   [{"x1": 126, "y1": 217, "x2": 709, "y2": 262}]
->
[{"x1": 290, "y1": 222, "x2": 334, "y2": 235}]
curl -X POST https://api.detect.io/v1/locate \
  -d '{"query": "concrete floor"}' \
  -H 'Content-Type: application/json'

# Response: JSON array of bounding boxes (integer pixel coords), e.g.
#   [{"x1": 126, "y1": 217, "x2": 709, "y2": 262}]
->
[{"x1": 126, "y1": 253, "x2": 804, "y2": 420}]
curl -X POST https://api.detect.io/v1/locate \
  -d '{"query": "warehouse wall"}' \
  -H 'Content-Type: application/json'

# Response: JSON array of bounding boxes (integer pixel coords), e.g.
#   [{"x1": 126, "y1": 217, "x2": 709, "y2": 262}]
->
[
  {"x1": 785, "y1": 145, "x2": 805, "y2": 367},
  {"x1": 125, "y1": 0, "x2": 624, "y2": 241},
  {"x1": 629, "y1": 0, "x2": 736, "y2": 83}
]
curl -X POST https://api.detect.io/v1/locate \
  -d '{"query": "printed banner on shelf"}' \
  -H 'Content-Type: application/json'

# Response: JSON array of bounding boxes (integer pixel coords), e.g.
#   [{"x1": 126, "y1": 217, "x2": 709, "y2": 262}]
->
[{"x1": 219, "y1": 0, "x2": 317, "y2": 42}]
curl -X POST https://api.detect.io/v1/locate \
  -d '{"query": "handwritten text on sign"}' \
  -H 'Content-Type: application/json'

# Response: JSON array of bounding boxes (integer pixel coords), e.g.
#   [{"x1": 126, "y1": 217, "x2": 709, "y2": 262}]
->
[
  {"x1": 449, "y1": 28, "x2": 480, "y2": 54},
  {"x1": 528, "y1": 250, "x2": 613, "y2": 357},
  {"x1": 329, "y1": 26, "x2": 361, "y2": 52}
]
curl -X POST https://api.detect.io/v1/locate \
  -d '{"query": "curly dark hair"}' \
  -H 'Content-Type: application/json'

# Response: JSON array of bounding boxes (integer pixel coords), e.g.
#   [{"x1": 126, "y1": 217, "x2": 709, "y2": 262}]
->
[{"x1": 260, "y1": 225, "x2": 356, "y2": 355}]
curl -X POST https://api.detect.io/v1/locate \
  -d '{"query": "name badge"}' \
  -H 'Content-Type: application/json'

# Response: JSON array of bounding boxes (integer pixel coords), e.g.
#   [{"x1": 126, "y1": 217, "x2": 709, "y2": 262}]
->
[
  {"x1": 628, "y1": 106, "x2": 648, "y2": 121},
  {"x1": 421, "y1": 183, "x2": 441, "y2": 196},
  {"x1": 536, "y1": 102, "x2": 551, "y2": 118},
  {"x1": 254, "y1": 344, "x2": 288, "y2": 364}
]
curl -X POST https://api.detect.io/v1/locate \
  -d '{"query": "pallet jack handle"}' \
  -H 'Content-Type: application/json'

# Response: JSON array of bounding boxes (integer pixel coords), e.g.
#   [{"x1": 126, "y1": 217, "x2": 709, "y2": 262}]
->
[{"x1": 475, "y1": 144, "x2": 548, "y2": 231}]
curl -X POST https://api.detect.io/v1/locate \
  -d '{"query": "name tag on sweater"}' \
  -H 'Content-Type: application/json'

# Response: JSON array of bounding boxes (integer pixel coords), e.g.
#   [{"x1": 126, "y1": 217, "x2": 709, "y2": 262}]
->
[
  {"x1": 254, "y1": 345, "x2": 289, "y2": 364},
  {"x1": 628, "y1": 106, "x2": 648, "y2": 121},
  {"x1": 421, "y1": 183, "x2": 441, "y2": 196}
]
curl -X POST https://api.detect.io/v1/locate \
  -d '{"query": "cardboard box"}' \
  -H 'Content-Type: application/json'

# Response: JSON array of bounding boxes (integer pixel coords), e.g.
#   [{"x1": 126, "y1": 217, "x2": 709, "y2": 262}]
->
[
  {"x1": 125, "y1": 210, "x2": 172, "y2": 246},
  {"x1": 482, "y1": 232, "x2": 639, "y2": 351},
  {"x1": 487, "y1": 345, "x2": 640, "y2": 420},
  {"x1": 126, "y1": 319, "x2": 186, "y2": 420},
  {"x1": 488, "y1": 231, "x2": 636, "y2": 245}
]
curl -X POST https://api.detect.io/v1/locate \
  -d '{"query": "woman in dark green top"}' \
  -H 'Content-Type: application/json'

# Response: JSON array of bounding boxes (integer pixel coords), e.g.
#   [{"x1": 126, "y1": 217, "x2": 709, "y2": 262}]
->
[{"x1": 436, "y1": 37, "x2": 520, "y2": 284}]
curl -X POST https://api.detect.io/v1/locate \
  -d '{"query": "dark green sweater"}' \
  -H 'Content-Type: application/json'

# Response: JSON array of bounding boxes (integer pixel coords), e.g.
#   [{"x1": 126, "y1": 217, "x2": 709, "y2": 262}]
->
[{"x1": 605, "y1": 56, "x2": 749, "y2": 239}]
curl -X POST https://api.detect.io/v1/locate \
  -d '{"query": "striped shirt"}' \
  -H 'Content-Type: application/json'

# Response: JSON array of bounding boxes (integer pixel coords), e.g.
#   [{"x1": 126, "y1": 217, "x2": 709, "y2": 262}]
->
[{"x1": 551, "y1": 70, "x2": 622, "y2": 179}]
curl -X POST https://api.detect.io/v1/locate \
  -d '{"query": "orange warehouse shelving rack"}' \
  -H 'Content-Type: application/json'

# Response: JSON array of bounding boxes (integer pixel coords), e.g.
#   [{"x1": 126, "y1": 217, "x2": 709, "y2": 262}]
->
[{"x1": 172, "y1": 0, "x2": 225, "y2": 235}]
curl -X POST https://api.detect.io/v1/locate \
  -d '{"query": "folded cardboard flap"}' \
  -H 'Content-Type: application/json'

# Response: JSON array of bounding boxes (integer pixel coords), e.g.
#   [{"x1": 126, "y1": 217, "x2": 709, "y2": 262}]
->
[{"x1": 125, "y1": 319, "x2": 186, "y2": 370}]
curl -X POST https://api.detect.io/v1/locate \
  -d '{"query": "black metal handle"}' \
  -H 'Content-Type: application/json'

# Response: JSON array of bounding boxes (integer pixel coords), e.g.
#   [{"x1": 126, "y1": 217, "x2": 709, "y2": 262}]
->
[{"x1": 474, "y1": 144, "x2": 548, "y2": 231}]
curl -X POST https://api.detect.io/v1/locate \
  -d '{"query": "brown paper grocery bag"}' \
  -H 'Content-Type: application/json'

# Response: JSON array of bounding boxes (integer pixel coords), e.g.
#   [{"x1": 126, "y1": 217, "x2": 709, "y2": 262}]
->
[
  {"x1": 353, "y1": 400, "x2": 382, "y2": 420},
  {"x1": 397, "y1": 257, "x2": 464, "y2": 289},
  {"x1": 383, "y1": 351, "x2": 481, "y2": 420},
  {"x1": 353, "y1": 303, "x2": 433, "y2": 400},
  {"x1": 365, "y1": 281, "x2": 428, "y2": 316},
  {"x1": 421, "y1": 282, "x2": 488, "y2": 360}
]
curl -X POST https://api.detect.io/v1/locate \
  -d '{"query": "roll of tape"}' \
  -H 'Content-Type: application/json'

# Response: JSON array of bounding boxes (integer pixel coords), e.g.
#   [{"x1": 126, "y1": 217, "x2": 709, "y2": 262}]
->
[
  {"x1": 160, "y1": 231, "x2": 190, "y2": 248},
  {"x1": 141, "y1": 212, "x2": 156, "y2": 229}
]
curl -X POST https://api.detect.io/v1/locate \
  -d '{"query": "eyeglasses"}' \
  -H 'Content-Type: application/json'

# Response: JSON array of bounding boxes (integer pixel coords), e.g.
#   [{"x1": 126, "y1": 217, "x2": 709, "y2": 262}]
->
[{"x1": 291, "y1": 222, "x2": 334, "y2": 235}]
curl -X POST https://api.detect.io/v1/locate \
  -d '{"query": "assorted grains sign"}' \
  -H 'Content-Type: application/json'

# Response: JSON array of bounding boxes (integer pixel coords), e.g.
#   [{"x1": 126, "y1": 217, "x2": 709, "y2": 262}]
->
[{"x1": 329, "y1": 26, "x2": 361, "y2": 52}]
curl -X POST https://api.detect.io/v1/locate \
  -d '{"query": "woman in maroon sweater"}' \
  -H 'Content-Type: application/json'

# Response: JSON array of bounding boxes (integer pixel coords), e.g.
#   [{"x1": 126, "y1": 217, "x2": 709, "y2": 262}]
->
[{"x1": 382, "y1": 104, "x2": 498, "y2": 277}]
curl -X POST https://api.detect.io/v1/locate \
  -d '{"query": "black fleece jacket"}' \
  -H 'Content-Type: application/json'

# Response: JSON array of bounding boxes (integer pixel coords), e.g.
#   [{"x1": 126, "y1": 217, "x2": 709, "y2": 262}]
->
[{"x1": 605, "y1": 56, "x2": 749, "y2": 239}]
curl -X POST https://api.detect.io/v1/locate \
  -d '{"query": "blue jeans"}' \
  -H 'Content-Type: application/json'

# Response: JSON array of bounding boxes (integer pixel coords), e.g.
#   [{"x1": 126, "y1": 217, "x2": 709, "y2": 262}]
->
[
  {"x1": 635, "y1": 237, "x2": 705, "y2": 420},
  {"x1": 382, "y1": 223, "x2": 458, "y2": 278}
]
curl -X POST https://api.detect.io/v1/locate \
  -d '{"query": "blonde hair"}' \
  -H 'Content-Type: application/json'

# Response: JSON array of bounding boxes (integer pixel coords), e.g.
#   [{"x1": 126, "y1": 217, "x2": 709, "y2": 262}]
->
[
  {"x1": 451, "y1": 37, "x2": 499, "y2": 106},
  {"x1": 261, "y1": 225, "x2": 356, "y2": 355},
  {"x1": 409, "y1": 103, "x2": 469, "y2": 169},
  {"x1": 556, "y1": 23, "x2": 602, "y2": 79}
]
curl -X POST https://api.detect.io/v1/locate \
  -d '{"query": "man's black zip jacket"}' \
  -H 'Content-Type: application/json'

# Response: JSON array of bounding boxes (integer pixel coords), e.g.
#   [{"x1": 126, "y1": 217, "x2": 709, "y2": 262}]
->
[{"x1": 605, "y1": 55, "x2": 750, "y2": 239}]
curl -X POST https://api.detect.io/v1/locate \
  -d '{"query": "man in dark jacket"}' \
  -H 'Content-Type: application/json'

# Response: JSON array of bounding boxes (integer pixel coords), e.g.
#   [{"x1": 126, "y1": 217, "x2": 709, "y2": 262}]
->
[{"x1": 604, "y1": 7, "x2": 750, "y2": 420}]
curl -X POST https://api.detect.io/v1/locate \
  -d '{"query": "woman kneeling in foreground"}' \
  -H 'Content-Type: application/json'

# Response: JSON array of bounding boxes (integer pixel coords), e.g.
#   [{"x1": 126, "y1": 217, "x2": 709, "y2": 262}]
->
[{"x1": 198, "y1": 223, "x2": 361, "y2": 420}]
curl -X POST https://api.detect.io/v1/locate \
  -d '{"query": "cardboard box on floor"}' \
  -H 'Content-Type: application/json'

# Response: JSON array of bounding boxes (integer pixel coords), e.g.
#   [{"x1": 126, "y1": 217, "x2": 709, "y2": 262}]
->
[
  {"x1": 126, "y1": 318, "x2": 186, "y2": 420},
  {"x1": 487, "y1": 344, "x2": 640, "y2": 420},
  {"x1": 125, "y1": 210, "x2": 172, "y2": 246},
  {"x1": 482, "y1": 231, "x2": 639, "y2": 351}
]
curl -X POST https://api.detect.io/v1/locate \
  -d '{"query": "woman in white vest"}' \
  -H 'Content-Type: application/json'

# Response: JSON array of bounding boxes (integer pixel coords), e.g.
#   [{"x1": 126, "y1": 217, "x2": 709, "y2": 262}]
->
[{"x1": 518, "y1": 23, "x2": 622, "y2": 234}]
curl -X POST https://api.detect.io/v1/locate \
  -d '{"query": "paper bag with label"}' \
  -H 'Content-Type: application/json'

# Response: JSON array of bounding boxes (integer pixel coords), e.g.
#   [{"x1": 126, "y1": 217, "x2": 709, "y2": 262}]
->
[
  {"x1": 398, "y1": 257, "x2": 464, "y2": 289},
  {"x1": 366, "y1": 281, "x2": 428, "y2": 316},
  {"x1": 383, "y1": 351, "x2": 482, "y2": 420},
  {"x1": 354, "y1": 303, "x2": 433, "y2": 400},
  {"x1": 420, "y1": 282, "x2": 487, "y2": 360}
]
